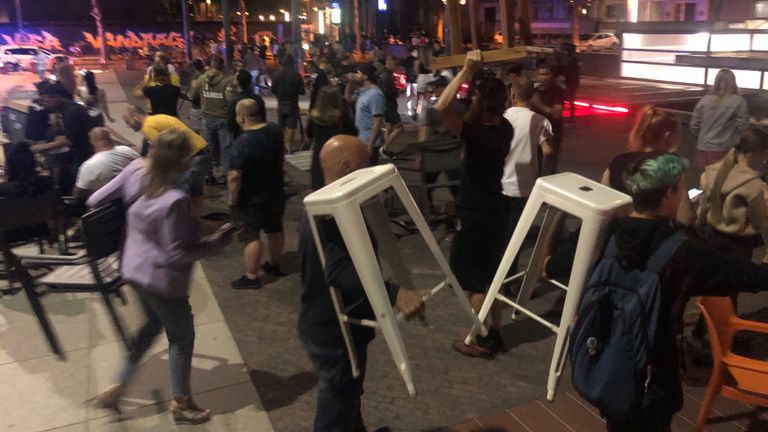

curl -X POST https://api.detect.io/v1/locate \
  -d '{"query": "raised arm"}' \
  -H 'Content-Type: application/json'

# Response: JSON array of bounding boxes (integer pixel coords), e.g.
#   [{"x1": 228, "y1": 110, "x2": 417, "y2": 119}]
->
[{"x1": 437, "y1": 50, "x2": 482, "y2": 138}]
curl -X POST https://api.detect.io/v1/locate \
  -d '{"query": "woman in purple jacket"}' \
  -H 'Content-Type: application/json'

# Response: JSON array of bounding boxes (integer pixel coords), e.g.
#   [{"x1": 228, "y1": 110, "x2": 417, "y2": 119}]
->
[{"x1": 93, "y1": 129, "x2": 234, "y2": 424}]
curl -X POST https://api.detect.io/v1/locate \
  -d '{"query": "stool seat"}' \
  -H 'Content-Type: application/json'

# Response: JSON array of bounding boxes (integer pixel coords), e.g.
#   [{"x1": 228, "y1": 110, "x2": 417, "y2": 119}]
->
[
  {"x1": 304, "y1": 164, "x2": 399, "y2": 208},
  {"x1": 534, "y1": 173, "x2": 632, "y2": 215},
  {"x1": 304, "y1": 163, "x2": 484, "y2": 397}
]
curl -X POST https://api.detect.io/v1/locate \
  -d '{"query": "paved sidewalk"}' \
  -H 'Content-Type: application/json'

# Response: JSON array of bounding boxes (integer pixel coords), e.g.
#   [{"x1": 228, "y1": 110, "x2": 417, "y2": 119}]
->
[{"x1": 0, "y1": 262, "x2": 274, "y2": 432}]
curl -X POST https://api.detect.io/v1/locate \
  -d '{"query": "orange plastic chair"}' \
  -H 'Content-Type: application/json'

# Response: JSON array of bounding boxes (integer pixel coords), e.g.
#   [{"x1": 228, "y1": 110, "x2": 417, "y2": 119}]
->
[{"x1": 695, "y1": 296, "x2": 768, "y2": 431}]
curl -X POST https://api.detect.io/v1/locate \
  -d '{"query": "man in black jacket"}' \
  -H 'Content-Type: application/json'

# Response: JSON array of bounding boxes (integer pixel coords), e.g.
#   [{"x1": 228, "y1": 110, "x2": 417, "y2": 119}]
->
[
  {"x1": 31, "y1": 82, "x2": 103, "y2": 194},
  {"x1": 299, "y1": 134, "x2": 424, "y2": 431}
]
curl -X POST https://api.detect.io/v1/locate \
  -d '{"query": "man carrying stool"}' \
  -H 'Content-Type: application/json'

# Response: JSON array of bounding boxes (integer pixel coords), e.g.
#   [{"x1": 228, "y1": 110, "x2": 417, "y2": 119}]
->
[{"x1": 299, "y1": 135, "x2": 424, "y2": 431}]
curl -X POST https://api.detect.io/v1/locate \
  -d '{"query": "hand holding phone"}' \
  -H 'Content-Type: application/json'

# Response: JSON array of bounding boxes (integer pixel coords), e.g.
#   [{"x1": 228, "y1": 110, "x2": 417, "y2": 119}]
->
[
  {"x1": 214, "y1": 222, "x2": 240, "y2": 243},
  {"x1": 688, "y1": 188, "x2": 703, "y2": 200}
]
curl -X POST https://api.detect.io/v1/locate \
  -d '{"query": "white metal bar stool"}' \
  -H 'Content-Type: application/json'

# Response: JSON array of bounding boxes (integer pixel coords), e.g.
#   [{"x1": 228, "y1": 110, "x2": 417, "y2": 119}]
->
[
  {"x1": 304, "y1": 163, "x2": 485, "y2": 396},
  {"x1": 464, "y1": 172, "x2": 631, "y2": 401}
]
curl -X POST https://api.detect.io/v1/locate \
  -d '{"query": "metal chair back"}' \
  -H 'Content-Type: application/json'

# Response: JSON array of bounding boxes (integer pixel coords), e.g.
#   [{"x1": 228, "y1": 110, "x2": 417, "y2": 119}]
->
[
  {"x1": 0, "y1": 190, "x2": 57, "y2": 232},
  {"x1": 81, "y1": 199, "x2": 126, "y2": 261}
]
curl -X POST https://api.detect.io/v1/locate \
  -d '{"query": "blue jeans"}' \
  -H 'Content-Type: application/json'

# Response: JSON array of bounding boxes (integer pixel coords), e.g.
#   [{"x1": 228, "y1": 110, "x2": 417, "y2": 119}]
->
[
  {"x1": 178, "y1": 149, "x2": 212, "y2": 198},
  {"x1": 303, "y1": 340, "x2": 369, "y2": 432},
  {"x1": 118, "y1": 287, "x2": 195, "y2": 398},
  {"x1": 202, "y1": 117, "x2": 230, "y2": 172}
]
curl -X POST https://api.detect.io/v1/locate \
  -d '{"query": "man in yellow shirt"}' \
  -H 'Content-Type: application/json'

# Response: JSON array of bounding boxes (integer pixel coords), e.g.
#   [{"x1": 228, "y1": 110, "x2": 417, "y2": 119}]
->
[{"x1": 123, "y1": 105, "x2": 211, "y2": 215}]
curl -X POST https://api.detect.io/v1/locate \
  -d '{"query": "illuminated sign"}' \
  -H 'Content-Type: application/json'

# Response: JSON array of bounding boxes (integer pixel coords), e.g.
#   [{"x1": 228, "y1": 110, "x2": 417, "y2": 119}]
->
[
  {"x1": 318, "y1": 10, "x2": 325, "y2": 34},
  {"x1": 330, "y1": 3, "x2": 341, "y2": 24},
  {"x1": 378, "y1": 0, "x2": 387, "y2": 11}
]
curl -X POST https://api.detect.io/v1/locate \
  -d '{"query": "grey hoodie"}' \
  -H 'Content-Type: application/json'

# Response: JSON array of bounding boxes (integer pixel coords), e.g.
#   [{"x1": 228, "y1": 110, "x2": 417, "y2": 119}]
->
[{"x1": 690, "y1": 93, "x2": 749, "y2": 152}]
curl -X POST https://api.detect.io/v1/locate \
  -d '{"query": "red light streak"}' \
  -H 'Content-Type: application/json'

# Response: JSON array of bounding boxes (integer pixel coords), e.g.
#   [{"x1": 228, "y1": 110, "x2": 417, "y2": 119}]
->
[{"x1": 591, "y1": 104, "x2": 630, "y2": 113}]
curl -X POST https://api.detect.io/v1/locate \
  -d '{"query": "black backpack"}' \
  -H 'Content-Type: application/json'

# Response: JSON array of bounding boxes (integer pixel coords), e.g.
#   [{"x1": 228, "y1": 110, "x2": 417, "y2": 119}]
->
[{"x1": 570, "y1": 231, "x2": 686, "y2": 419}]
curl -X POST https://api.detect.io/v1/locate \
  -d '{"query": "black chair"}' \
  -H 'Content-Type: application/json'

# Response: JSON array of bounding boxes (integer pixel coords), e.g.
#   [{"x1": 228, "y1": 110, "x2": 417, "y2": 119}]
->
[
  {"x1": 0, "y1": 191, "x2": 59, "y2": 292},
  {"x1": 11, "y1": 200, "x2": 130, "y2": 360}
]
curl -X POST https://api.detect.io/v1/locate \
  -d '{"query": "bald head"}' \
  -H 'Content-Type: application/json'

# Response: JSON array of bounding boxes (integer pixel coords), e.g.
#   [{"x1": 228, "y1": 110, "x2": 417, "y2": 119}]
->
[
  {"x1": 319, "y1": 135, "x2": 371, "y2": 184},
  {"x1": 89, "y1": 127, "x2": 114, "y2": 152},
  {"x1": 236, "y1": 98, "x2": 266, "y2": 128}
]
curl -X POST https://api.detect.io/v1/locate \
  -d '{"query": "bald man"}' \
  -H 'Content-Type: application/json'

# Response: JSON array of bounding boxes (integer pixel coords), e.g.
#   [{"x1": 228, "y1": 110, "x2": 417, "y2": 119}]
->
[
  {"x1": 228, "y1": 98, "x2": 287, "y2": 289},
  {"x1": 299, "y1": 135, "x2": 424, "y2": 431},
  {"x1": 74, "y1": 127, "x2": 139, "y2": 198}
]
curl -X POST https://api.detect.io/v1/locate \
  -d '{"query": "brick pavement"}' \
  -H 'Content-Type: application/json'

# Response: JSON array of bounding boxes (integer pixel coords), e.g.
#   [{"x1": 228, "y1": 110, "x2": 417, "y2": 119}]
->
[{"x1": 196, "y1": 112, "x2": 648, "y2": 431}]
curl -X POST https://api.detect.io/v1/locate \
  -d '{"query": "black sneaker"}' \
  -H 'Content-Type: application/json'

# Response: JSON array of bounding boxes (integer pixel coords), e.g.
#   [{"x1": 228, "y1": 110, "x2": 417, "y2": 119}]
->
[
  {"x1": 476, "y1": 328, "x2": 507, "y2": 354},
  {"x1": 262, "y1": 261, "x2": 288, "y2": 277},
  {"x1": 230, "y1": 275, "x2": 262, "y2": 290}
]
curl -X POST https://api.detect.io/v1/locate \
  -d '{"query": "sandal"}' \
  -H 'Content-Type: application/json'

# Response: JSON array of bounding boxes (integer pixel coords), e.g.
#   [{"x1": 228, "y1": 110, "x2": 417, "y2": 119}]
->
[
  {"x1": 171, "y1": 397, "x2": 211, "y2": 425},
  {"x1": 92, "y1": 384, "x2": 123, "y2": 413}
]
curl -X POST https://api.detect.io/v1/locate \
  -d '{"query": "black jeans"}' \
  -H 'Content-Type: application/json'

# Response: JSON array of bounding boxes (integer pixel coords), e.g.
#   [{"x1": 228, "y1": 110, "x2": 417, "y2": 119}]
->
[{"x1": 303, "y1": 340, "x2": 369, "y2": 432}]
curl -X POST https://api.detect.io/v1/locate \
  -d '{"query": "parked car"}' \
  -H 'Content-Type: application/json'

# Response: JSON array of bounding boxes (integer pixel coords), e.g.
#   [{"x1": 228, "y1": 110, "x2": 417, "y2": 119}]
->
[
  {"x1": 0, "y1": 46, "x2": 53, "y2": 72},
  {"x1": 583, "y1": 33, "x2": 620, "y2": 51}
]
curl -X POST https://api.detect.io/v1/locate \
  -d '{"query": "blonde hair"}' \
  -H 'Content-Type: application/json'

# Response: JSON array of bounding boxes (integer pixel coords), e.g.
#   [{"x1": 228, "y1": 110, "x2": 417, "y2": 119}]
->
[
  {"x1": 144, "y1": 129, "x2": 192, "y2": 199},
  {"x1": 712, "y1": 69, "x2": 739, "y2": 99},
  {"x1": 310, "y1": 86, "x2": 344, "y2": 126},
  {"x1": 628, "y1": 105, "x2": 679, "y2": 152}
]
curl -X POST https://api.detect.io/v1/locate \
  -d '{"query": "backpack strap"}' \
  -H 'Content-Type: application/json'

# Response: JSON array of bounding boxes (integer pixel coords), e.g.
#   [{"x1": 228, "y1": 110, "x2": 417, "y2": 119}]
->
[
  {"x1": 646, "y1": 232, "x2": 687, "y2": 275},
  {"x1": 602, "y1": 235, "x2": 618, "y2": 260}
]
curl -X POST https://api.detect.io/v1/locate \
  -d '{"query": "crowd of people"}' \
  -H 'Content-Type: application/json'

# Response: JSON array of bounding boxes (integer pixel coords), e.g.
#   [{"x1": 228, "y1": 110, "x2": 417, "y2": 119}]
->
[{"x1": 4, "y1": 34, "x2": 768, "y2": 432}]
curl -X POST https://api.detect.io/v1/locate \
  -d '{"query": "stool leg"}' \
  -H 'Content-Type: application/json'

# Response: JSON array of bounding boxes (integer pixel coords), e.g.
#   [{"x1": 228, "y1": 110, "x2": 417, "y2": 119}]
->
[
  {"x1": 336, "y1": 205, "x2": 416, "y2": 396},
  {"x1": 465, "y1": 194, "x2": 544, "y2": 345},
  {"x1": 546, "y1": 217, "x2": 606, "y2": 401},
  {"x1": 513, "y1": 206, "x2": 562, "y2": 320},
  {"x1": 392, "y1": 179, "x2": 485, "y2": 334},
  {"x1": 307, "y1": 215, "x2": 362, "y2": 379}
]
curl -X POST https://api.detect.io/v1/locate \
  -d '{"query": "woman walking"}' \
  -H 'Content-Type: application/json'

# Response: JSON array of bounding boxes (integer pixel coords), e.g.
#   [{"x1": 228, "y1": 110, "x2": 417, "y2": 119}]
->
[
  {"x1": 691, "y1": 69, "x2": 750, "y2": 169},
  {"x1": 93, "y1": 129, "x2": 234, "y2": 424},
  {"x1": 76, "y1": 70, "x2": 115, "y2": 123}
]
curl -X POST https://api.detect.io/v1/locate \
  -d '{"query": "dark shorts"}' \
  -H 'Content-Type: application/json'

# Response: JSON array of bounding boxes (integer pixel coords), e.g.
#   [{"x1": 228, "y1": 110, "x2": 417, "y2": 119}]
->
[
  {"x1": 450, "y1": 205, "x2": 509, "y2": 294},
  {"x1": 278, "y1": 103, "x2": 300, "y2": 129},
  {"x1": 385, "y1": 107, "x2": 402, "y2": 126},
  {"x1": 231, "y1": 202, "x2": 285, "y2": 243}
]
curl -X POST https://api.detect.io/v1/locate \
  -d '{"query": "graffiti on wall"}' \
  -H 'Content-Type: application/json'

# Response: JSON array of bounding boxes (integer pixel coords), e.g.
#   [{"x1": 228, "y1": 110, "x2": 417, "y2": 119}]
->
[
  {"x1": 82, "y1": 31, "x2": 185, "y2": 50},
  {"x1": 0, "y1": 32, "x2": 63, "y2": 51},
  {"x1": 0, "y1": 30, "x2": 185, "y2": 53}
]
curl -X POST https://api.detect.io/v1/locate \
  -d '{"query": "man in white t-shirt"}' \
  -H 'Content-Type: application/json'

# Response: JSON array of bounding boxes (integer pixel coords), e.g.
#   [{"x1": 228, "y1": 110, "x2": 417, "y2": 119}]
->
[
  {"x1": 74, "y1": 127, "x2": 139, "y2": 198},
  {"x1": 502, "y1": 77, "x2": 554, "y2": 235}
]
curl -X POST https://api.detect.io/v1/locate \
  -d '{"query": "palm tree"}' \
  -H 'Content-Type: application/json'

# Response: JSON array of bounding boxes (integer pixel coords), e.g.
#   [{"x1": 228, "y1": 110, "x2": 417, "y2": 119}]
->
[
  {"x1": 710, "y1": 0, "x2": 725, "y2": 22},
  {"x1": 90, "y1": 0, "x2": 106, "y2": 65}
]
